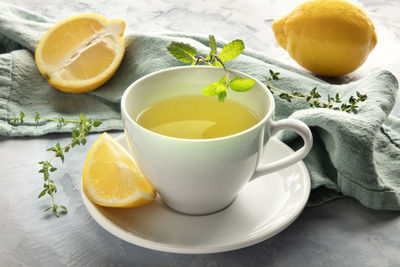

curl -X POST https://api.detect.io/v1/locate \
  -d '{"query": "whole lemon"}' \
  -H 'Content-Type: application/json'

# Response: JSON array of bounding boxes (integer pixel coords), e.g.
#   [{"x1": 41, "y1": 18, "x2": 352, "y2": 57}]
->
[{"x1": 272, "y1": 0, "x2": 377, "y2": 76}]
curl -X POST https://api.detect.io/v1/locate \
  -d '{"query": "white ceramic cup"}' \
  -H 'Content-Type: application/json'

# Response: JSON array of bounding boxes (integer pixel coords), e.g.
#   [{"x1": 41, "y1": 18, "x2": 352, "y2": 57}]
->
[{"x1": 121, "y1": 66, "x2": 312, "y2": 215}]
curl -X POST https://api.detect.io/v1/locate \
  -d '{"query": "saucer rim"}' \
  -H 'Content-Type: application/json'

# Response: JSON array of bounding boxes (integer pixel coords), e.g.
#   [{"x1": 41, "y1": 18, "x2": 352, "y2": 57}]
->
[{"x1": 81, "y1": 135, "x2": 310, "y2": 254}]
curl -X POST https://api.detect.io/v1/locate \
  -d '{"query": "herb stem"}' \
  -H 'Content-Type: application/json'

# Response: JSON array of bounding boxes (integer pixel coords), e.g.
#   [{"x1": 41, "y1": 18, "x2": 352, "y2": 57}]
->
[
  {"x1": 211, "y1": 54, "x2": 227, "y2": 71},
  {"x1": 195, "y1": 56, "x2": 211, "y2": 65},
  {"x1": 211, "y1": 54, "x2": 230, "y2": 85},
  {"x1": 266, "y1": 81, "x2": 326, "y2": 106},
  {"x1": 24, "y1": 115, "x2": 80, "y2": 123},
  {"x1": 44, "y1": 133, "x2": 82, "y2": 217},
  {"x1": 48, "y1": 190, "x2": 59, "y2": 217},
  {"x1": 265, "y1": 70, "x2": 367, "y2": 113},
  {"x1": 195, "y1": 54, "x2": 230, "y2": 87}
]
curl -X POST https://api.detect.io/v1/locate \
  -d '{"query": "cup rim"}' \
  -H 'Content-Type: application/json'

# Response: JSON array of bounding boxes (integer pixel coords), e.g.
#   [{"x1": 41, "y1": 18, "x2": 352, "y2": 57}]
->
[{"x1": 121, "y1": 66, "x2": 275, "y2": 142}]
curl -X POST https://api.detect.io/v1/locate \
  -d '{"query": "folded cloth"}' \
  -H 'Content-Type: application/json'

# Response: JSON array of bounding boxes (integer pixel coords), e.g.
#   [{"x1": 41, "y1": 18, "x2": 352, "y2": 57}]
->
[{"x1": 0, "y1": 3, "x2": 399, "y2": 210}]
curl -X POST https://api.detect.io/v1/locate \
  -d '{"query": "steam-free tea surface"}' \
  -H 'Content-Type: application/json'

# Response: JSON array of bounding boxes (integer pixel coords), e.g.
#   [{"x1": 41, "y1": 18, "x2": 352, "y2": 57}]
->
[{"x1": 135, "y1": 95, "x2": 259, "y2": 139}]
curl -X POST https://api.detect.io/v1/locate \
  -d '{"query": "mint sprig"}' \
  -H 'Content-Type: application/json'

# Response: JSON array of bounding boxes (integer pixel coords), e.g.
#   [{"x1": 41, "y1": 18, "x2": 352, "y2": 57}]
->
[
  {"x1": 230, "y1": 77, "x2": 256, "y2": 92},
  {"x1": 208, "y1": 35, "x2": 217, "y2": 56},
  {"x1": 166, "y1": 42, "x2": 197, "y2": 64},
  {"x1": 167, "y1": 35, "x2": 255, "y2": 101},
  {"x1": 218, "y1": 39, "x2": 245, "y2": 62}
]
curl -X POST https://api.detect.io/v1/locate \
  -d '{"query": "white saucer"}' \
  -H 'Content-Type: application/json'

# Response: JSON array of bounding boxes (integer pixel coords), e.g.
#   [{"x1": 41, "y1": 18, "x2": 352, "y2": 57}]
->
[{"x1": 81, "y1": 134, "x2": 310, "y2": 254}]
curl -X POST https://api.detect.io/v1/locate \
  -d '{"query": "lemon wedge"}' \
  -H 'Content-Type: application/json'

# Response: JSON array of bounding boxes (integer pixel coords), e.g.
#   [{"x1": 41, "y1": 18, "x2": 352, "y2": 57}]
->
[
  {"x1": 35, "y1": 14, "x2": 125, "y2": 93},
  {"x1": 82, "y1": 133, "x2": 156, "y2": 208}
]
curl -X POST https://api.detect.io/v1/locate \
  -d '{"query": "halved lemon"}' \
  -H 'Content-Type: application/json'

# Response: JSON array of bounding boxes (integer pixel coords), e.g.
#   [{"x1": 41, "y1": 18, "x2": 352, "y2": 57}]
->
[
  {"x1": 82, "y1": 133, "x2": 156, "y2": 208},
  {"x1": 35, "y1": 14, "x2": 125, "y2": 93}
]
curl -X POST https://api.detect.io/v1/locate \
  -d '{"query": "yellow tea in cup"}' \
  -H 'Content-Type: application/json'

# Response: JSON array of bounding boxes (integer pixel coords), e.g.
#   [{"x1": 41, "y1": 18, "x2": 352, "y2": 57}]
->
[{"x1": 135, "y1": 95, "x2": 259, "y2": 139}]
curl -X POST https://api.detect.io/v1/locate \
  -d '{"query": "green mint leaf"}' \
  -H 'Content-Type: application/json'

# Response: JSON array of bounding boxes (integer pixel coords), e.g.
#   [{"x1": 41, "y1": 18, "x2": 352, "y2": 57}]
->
[
  {"x1": 209, "y1": 35, "x2": 217, "y2": 55},
  {"x1": 166, "y1": 41, "x2": 197, "y2": 63},
  {"x1": 203, "y1": 83, "x2": 219, "y2": 96},
  {"x1": 218, "y1": 40, "x2": 244, "y2": 62},
  {"x1": 218, "y1": 91, "x2": 227, "y2": 102},
  {"x1": 216, "y1": 76, "x2": 228, "y2": 91},
  {"x1": 202, "y1": 77, "x2": 227, "y2": 96},
  {"x1": 229, "y1": 78, "x2": 255, "y2": 92}
]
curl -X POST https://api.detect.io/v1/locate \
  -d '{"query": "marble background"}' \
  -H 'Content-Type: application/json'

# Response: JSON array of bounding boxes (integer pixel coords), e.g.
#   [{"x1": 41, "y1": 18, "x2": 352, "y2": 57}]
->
[{"x1": 0, "y1": 0, "x2": 399, "y2": 266}]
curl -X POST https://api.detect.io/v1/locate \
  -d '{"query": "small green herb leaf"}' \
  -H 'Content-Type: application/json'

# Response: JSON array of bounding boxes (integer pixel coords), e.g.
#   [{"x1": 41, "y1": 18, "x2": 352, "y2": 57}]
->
[
  {"x1": 34, "y1": 112, "x2": 40, "y2": 126},
  {"x1": 57, "y1": 116, "x2": 65, "y2": 127},
  {"x1": 166, "y1": 41, "x2": 197, "y2": 63},
  {"x1": 202, "y1": 77, "x2": 227, "y2": 96},
  {"x1": 218, "y1": 91, "x2": 227, "y2": 102},
  {"x1": 279, "y1": 93, "x2": 292, "y2": 102},
  {"x1": 269, "y1": 70, "x2": 280, "y2": 81},
  {"x1": 203, "y1": 83, "x2": 220, "y2": 96},
  {"x1": 93, "y1": 120, "x2": 102, "y2": 127},
  {"x1": 79, "y1": 113, "x2": 86, "y2": 121},
  {"x1": 209, "y1": 35, "x2": 217, "y2": 55},
  {"x1": 219, "y1": 40, "x2": 245, "y2": 62},
  {"x1": 59, "y1": 206, "x2": 68, "y2": 213},
  {"x1": 38, "y1": 189, "x2": 47, "y2": 199},
  {"x1": 229, "y1": 78, "x2": 255, "y2": 92}
]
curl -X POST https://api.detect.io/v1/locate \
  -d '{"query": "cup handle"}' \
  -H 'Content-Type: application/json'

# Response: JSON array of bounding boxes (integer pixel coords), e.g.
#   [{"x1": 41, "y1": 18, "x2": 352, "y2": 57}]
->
[{"x1": 252, "y1": 119, "x2": 313, "y2": 178}]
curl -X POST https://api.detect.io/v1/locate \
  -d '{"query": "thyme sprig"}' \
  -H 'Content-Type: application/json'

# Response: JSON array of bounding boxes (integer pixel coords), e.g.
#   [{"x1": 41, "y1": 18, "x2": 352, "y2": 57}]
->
[
  {"x1": 266, "y1": 70, "x2": 367, "y2": 114},
  {"x1": 13, "y1": 112, "x2": 101, "y2": 217}
]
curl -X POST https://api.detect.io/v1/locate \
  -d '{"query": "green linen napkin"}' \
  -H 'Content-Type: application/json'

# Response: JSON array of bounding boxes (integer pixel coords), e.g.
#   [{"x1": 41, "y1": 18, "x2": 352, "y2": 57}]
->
[{"x1": 1, "y1": 3, "x2": 399, "y2": 210}]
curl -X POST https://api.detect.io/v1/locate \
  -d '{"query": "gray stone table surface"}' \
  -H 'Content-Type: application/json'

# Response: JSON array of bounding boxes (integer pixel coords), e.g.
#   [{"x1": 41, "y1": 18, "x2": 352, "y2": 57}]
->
[{"x1": 0, "y1": 0, "x2": 399, "y2": 266}]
